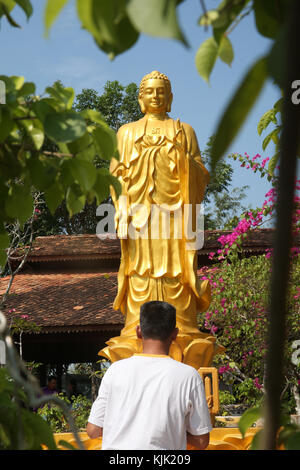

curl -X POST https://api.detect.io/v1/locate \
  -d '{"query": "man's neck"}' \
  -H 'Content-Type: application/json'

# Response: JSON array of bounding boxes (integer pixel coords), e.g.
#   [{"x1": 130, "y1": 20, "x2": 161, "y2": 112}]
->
[{"x1": 142, "y1": 339, "x2": 170, "y2": 356}]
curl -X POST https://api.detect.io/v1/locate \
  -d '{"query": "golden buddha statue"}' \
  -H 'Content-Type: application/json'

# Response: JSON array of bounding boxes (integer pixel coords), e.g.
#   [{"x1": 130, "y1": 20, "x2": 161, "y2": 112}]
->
[{"x1": 99, "y1": 71, "x2": 224, "y2": 369}]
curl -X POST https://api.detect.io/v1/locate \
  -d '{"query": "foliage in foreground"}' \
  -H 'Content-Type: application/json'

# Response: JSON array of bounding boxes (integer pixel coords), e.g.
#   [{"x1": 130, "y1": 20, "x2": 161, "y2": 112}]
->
[
  {"x1": 37, "y1": 393, "x2": 92, "y2": 434},
  {"x1": 0, "y1": 368, "x2": 57, "y2": 450}
]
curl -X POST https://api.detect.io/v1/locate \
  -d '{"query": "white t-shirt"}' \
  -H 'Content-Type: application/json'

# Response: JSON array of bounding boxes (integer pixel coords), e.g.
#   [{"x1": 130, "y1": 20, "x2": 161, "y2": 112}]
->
[{"x1": 88, "y1": 354, "x2": 212, "y2": 450}]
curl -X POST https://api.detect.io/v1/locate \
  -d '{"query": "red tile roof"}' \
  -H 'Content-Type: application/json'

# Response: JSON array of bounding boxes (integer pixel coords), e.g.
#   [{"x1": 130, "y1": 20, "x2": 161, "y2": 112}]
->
[
  {"x1": 12, "y1": 229, "x2": 285, "y2": 263},
  {"x1": 0, "y1": 271, "x2": 123, "y2": 333}
]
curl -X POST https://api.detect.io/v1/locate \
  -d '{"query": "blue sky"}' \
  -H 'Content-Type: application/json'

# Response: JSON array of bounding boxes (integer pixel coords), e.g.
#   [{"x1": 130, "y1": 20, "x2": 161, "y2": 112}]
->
[{"x1": 1, "y1": 0, "x2": 296, "y2": 213}]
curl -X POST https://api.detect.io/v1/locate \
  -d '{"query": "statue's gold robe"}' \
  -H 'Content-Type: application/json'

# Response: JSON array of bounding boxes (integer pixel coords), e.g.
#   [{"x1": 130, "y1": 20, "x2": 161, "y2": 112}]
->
[{"x1": 110, "y1": 115, "x2": 211, "y2": 339}]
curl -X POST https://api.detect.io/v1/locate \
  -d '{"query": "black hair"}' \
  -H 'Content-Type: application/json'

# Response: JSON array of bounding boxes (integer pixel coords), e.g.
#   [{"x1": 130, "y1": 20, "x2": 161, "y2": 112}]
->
[
  {"x1": 140, "y1": 301, "x2": 176, "y2": 341},
  {"x1": 47, "y1": 376, "x2": 57, "y2": 382}
]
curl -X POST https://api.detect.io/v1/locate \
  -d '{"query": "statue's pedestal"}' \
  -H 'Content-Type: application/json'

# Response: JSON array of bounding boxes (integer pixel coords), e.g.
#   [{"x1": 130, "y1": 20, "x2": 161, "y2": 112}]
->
[
  {"x1": 51, "y1": 427, "x2": 263, "y2": 450},
  {"x1": 98, "y1": 331, "x2": 225, "y2": 370}
]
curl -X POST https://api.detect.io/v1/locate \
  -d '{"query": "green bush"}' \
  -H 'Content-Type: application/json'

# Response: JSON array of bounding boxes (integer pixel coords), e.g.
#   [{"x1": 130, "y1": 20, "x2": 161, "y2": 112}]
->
[{"x1": 37, "y1": 393, "x2": 92, "y2": 433}]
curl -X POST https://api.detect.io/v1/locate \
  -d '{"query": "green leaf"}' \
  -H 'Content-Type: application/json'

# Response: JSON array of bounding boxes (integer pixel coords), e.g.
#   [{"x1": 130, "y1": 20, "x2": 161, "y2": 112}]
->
[
  {"x1": 45, "y1": 83, "x2": 75, "y2": 109},
  {"x1": 67, "y1": 131, "x2": 92, "y2": 155},
  {"x1": 77, "y1": 0, "x2": 139, "y2": 58},
  {"x1": 195, "y1": 37, "x2": 219, "y2": 84},
  {"x1": 14, "y1": 0, "x2": 33, "y2": 19},
  {"x1": 126, "y1": 0, "x2": 188, "y2": 46},
  {"x1": 195, "y1": 35, "x2": 233, "y2": 83},
  {"x1": 20, "y1": 118, "x2": 44, "y2": 150},
  {"x1": 0, "y1": 0, "x2": 21, "y2": 27},
  {"x1": 21, "y1": 409, "x2": 57, "y2": 450},
  {"x1": 18, "y1": 81, "x2": 35, "y2": 97},
  {"x1": 69, "y1": 158, "x2": 97, "y2": 191},
  {"x1": 93, "y1": 123, "x2": 117, "y2": 161},
  {"x1": 198, "y1": 9, "x2": 219, "y2": 27},
  {"x1": 0, "y1": 230, "x2": 9, "y2": 268},
  {"x1": 44, "y1": 0, "x2": 69, "y2": 35},
  {"x1": 262, "y1": 127, "x2": 279, "y2": 151},
  {"x1": 108, "y1": 173, "x2": 122, "y2": 199},
  {"x1": 31, "y1": 99, "x2": 56, "y2": 124},
  {"x1": 257, "y1": 109, "x2": 277, "y2": 135},
  {"x1": 210, "y1": 56, "x2": 268, "y2": 169},
  {"x1": 253, "y1": 0, "x2": 282, "y2": 39},
  {"x1": 238, "y1": 406, "x2": 262, "y2": 438},
  {"x1": 267, "y1": 26, "x2": 286, "y2": 88},
  {"x1": 268, "y1": 151, "x2": 280, "y2": 175},
  {"x1": 218, "y1": 36, "x2": 234, "y2": 66},
  {"x1": 44, "y1": 111, "x2": 86, "y2": 143},
  {"x1": 58, "y1": 439, "x2": 77, "y2": 450},
  {"x1": 5, "y1": 183, "x2": 34, "y2": 226},
  {"x1": 66, "y1": 185, "x2": 86, "y2": 217},
  {"x1": 0, "y1": 106, "x2": 14, "y2": 141},
  {"x1": 249, "y1": 428, "x2": 263, "y2": 450},
  {"x1": 212, "y1": 0, "x2": 251, "y2": 44},
  {"x1": 44, "y1": 182, "x2": 64, "y2": 214},
  {"x1": 27, "y1": 156, "x2": 57, "y2": 191},
  {"x1": 10, "y1": 75, "x2": 25, "y2": 90},
  {"x1": 92, "y1": 169, "x2": 110, "y2": 204}
]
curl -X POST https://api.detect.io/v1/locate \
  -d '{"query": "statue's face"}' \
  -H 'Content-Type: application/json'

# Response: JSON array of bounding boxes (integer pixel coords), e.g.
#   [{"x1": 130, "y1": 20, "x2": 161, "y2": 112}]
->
[{"x1": 139, "y1": 78, "x2": 172, "y2": 114}]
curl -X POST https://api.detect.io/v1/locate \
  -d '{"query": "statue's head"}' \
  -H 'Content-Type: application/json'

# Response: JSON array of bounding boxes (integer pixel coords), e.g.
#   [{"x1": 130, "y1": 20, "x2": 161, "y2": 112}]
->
[{"x1": 138, "y1": 71, "x2": 173, "y2": 115}]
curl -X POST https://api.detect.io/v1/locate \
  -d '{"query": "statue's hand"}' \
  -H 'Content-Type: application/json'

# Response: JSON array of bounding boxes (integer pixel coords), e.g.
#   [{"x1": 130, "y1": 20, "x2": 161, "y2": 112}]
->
[{"x1": 118, "y1": 223, "x2": 128, "y2": 239}]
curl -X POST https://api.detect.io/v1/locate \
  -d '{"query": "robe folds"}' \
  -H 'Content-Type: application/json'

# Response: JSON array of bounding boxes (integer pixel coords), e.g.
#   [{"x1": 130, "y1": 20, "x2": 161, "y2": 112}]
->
[{"x1": 110, "y1": 115, "x2": 211, "y2": 338}]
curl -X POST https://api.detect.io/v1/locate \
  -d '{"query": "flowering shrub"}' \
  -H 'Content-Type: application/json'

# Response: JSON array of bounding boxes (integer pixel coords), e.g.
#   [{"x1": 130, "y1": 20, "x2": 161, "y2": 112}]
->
[{"x1": 200, "y1": 152, "x2": 300, "y2": 412}]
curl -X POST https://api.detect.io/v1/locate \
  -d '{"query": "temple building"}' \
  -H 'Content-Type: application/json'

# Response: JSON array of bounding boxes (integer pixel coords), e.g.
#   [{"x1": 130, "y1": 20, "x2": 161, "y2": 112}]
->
[{"x1": 0, "y1": 229, "x2": 286, "y2": 389}]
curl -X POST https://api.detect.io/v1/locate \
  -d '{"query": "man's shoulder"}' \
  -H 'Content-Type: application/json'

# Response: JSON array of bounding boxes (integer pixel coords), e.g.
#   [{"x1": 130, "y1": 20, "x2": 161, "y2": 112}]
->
[
  {"x1": 104, "y1": 356, "x2": 136, "y2": 374},
  {"x1": 170, "y1": 357, "x2": 199, "y2": 372}
]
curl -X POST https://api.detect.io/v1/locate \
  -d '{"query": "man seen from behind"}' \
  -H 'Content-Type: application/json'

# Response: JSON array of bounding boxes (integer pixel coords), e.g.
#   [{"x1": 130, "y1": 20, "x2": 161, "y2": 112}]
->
[{"x1": 86, "y1": 301, "x2": 212, "y2": 450}]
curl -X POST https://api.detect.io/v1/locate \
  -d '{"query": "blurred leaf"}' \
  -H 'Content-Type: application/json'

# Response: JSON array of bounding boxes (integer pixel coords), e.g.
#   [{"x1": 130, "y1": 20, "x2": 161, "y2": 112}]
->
[
  {"x1": 27, "y1": 156, "x2": 57, "y2": 191},
  {"x1": 44, "y1": 111, "x2": 86, "y2": 143},
  {"x1": 268, "y1": 151, "x2": 280, "y2": 175},
  {"x1": 66, "y1": 185, "x2": 86, "y2": 217},
  {"x1": 198, "y1": 9, "x2": 219, "y2": 27},
  {"x1": 5, "y1": 183, "x2": 34, "y2": 226},
  {"x1": 195, "y1": 37, "x2": 219, "y2": 83},
  {"x1": 126, "y1": 0, "x2": 188, "y2": 46},
  {"x1": 77, "y1": 0, "x2": 139, "y2": 58},
  {"x1": 44, "y1": 0, "x2": 69, "y2": 35},
  {"x1": 58, "y1": 439, "x2": 77, "y2": 450},
  {"x1": 195, "y1": 35, "x2": 233, "y2": 83},
  {"x1": 210, "y1": 56, "x2": 267, "y2": 169},
  {"x1": 253, "y1": 0, "x2": 282, "y2": 39},
  {"x1": 0, "y1": 230, "x2": 9, "y2": 268},
  {"x1": 212, "y1": 0, "x2": 251, "y2": 44},
  {"x1": 31, "y1": 99, "x2": 56, "y2": 124},
  {"x1": 93, "y1": 124, "x2": 117, "y2": 161},
  {"x1": 44, "y1": 181, "x2": 65, "y2": 214},
  {"x1": 18, "y1": 81, "x2": 35, "y2": 97},
  {"x1": 67, "y1": 131, "x2": 92, "y2": 155},
  {"x1": 218, "y1": 35, "x2": 234, "y2": 66},
  {"x1": 21, "y1": 409, "x2": 57, "y2": 450},
  {"x1": 45, "y1": 82, "x2": 75, "y2": 109},
  {"x1": 257, "y1": 109, "x2": 277, "y2": 135},
  {"x1": 14, "y1": 0, "x2": 33, "y2": 19},
  {"x1": 285, "y1": 431, "x2": 300, "y2": 450},
  {"x1": 267, "y1": 26, "x2": 286, "y2": 88},
  {"x1": 0, "y1": 0, "x2": 21, "y2": 27},
  {"x1": 69, "y1": 157, "x2": 97, "y2": 191},
  {"x1": 262, "y1": 127, "x2": 279, "y2": 151},
  {"x1": 0, "y1": 107, "x2": 14, "y2": 141},
  {"x1": 20, "y1": 118, "x2": 44, "y2": 150},
  {"x1": 238, "y1": 406, "x2": 262, "y2": 438},
  {"x1": 92, "y1": 169, "x2": 110, "y2": 204}
]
